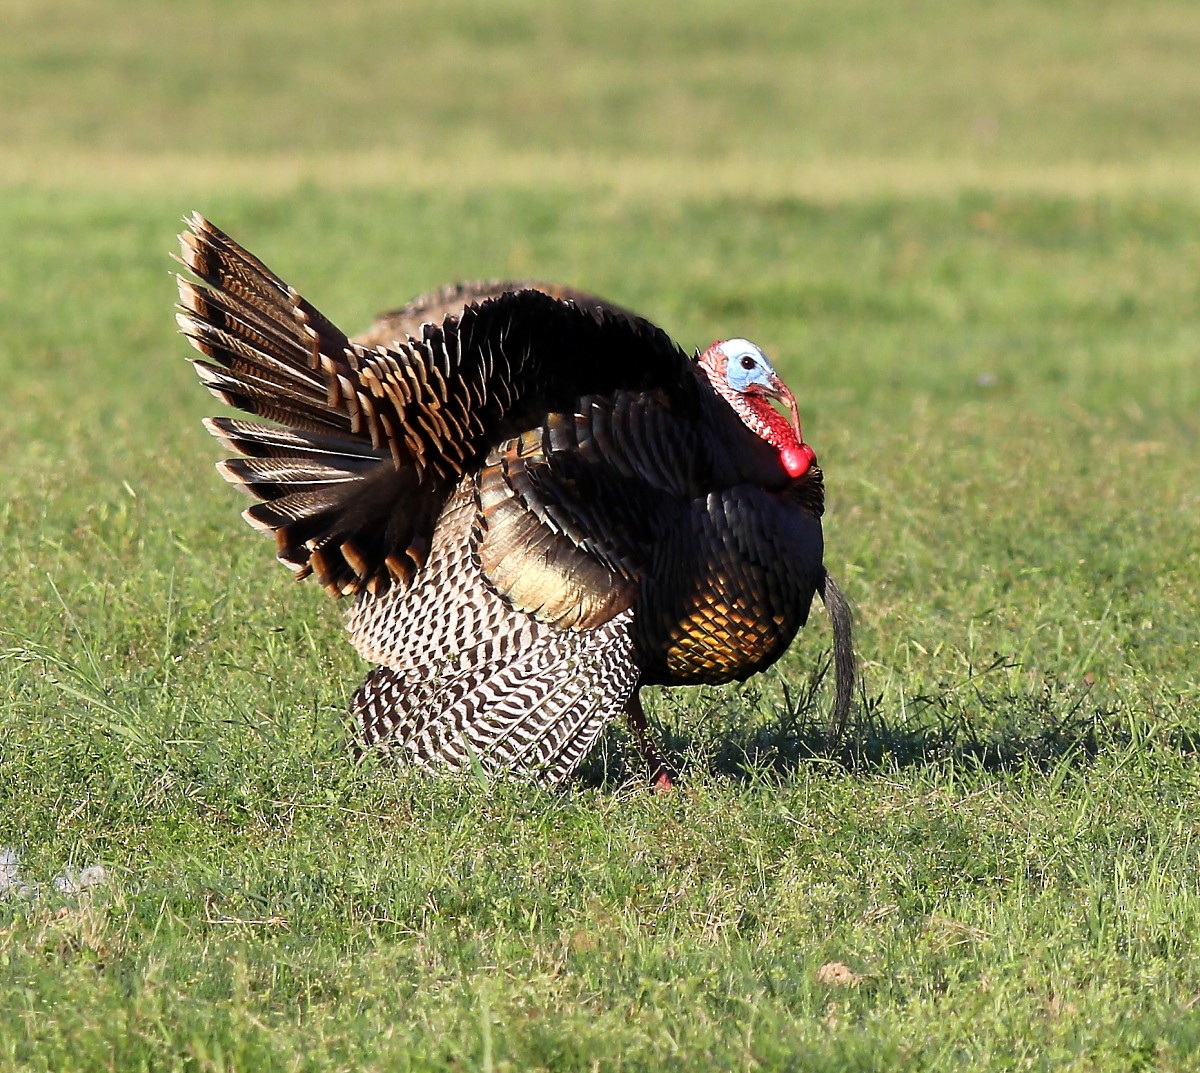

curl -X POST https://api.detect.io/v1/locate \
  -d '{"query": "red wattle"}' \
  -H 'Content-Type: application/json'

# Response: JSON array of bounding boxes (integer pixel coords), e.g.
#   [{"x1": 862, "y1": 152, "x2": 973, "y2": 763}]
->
[{"x1": 781, "y1": 443, "x2": 815, "y2": 478}]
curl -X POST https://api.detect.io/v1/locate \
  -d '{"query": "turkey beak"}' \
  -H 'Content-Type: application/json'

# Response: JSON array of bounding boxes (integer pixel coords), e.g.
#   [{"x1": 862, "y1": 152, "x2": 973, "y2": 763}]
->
[
  {"x1": 766, "y1": 377, "x2": 815, "y2": 479},
  {"x1": 766, "y1": 374, "x2": 804, "y2": 442}
]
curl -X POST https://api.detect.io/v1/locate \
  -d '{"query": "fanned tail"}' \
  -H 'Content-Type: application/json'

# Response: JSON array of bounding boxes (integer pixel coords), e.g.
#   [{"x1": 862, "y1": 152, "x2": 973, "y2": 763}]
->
[
  {"x1": 175, "y1": 214, "x2": 426, "y2": 596},
  {"x1": 818, "y1": 570, "x2": 856, "y2": 739}
]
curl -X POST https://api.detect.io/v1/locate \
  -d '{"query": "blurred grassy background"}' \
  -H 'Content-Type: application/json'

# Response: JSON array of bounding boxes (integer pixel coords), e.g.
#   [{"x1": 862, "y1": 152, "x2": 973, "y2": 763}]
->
[
  {"x1": 2, "y1": 2, "x2": 1199, "y2": 1069},
  {"x1": 4, "y1": 0, "x2": 1200, "y2": 191}
]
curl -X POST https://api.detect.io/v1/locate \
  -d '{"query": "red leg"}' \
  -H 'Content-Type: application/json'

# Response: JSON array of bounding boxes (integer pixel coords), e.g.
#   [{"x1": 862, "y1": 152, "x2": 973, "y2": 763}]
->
[{"x1": 624, "y1": 691, "x2": 676, "y2": 791}]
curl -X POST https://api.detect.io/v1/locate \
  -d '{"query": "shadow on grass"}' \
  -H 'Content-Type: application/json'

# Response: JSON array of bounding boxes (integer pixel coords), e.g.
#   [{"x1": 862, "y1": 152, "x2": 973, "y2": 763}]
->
[{"x1": 575, "y1": 653, "x2": 1167, "y2": 790}]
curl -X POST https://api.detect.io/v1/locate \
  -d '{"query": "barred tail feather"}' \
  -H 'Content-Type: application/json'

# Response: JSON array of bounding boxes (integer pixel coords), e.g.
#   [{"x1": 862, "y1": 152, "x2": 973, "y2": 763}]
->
[{"x1": 202, "y1": 417, "x2": 383, "y2": 465}]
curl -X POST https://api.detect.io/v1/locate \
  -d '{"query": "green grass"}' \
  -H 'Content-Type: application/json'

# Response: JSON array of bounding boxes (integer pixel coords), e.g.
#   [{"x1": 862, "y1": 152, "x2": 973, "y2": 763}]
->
[{"x1": 2, "y1": 1, "x2": 1200, "y2": 1069}]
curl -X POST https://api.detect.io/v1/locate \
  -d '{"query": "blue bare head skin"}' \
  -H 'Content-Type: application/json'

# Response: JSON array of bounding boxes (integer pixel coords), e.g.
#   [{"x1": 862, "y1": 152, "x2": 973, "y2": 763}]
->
[
  {"x1": 696, "y1": 336, "x2": 810, "y2": 474},
  {"x1": 717, "y1": 339, "x2": 778, "y2": 394}
]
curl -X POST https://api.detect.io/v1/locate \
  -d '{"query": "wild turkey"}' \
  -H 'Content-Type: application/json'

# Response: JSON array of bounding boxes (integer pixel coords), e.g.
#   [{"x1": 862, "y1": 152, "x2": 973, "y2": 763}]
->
[{"x1": 175, "y1": 213, "x2": 855, "y2": 787}]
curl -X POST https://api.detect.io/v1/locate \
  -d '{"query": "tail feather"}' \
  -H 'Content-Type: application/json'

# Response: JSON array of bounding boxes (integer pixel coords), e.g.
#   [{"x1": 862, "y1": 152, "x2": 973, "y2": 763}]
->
[
  {"x1": 218, "y1": 457, "x2": 377, "y2": 496},
  {"x1": 241, "y1": 487, "x2": 353, "y2": 533},
  {"x1": 202, "y1": 417, "x2": 385, "y2": 464},
  {"x1": 192, "y1": 361, "x2": 350, "y2": 434},
  {"x1": 177, "y1": 215, "x2": 385, "y2": 451}
]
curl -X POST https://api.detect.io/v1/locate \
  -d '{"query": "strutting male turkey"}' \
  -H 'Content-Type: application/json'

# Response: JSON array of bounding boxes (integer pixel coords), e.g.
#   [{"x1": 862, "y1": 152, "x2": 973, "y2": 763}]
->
[{"x1": 175, "y1": 214, "x2": 855, "y2": 787}]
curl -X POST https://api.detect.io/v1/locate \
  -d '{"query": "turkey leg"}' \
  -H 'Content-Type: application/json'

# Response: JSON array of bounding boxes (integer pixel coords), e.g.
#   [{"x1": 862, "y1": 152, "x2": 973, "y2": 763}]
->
[{"x1": 624, "y1": 691, "x2": 676, "y2": 791}]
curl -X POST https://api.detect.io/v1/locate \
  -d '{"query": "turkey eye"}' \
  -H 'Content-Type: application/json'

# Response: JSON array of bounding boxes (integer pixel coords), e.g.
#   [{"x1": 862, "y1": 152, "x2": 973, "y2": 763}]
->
[{"x1": 740, "y1": 355, "x2": 756, "y2": 370}]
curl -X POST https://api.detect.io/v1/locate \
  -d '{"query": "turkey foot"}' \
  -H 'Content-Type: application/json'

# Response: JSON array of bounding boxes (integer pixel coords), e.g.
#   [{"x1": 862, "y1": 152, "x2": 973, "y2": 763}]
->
[{"x1": 625, "y1": 692, "x2": 676, "y2": 791}]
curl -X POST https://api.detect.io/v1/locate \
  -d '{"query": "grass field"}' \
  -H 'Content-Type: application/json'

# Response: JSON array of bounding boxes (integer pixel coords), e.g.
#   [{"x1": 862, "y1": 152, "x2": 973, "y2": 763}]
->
[{"x1": 2, "y1": 1, "x2": 1199, "y2": 1069}]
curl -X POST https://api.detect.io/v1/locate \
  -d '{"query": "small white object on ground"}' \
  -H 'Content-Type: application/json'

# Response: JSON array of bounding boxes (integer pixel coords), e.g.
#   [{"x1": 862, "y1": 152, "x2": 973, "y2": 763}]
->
[
  {"x1": 53, "y1": 864, "x2": 109, "y2": 894},
  {"x1": 0, "y1": 848, "x2": 107, "y2": 899}
]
